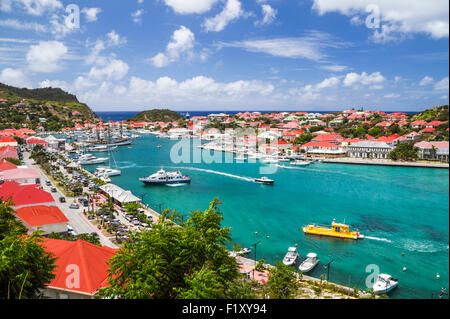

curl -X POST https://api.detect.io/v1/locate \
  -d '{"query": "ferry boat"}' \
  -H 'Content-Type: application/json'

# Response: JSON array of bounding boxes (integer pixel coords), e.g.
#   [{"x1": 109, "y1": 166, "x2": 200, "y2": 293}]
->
[
  {"x1": 254, "y1": 177, "x2": 274, "y2": 185},
  {"x1": 282, "y1": 247, "x2": 299, "y2": 266},
  {"x1": 302, "y1": 219, "x2": 364, "y2": 240},
  {"x1": 299, "y1": 252, "x2": 319, "y2": 273},
  {"x1": 372, "y1": 274, "x2": 399, "y2": 294},
  {"x1": 139, "y1": 169, "x2": 191, "y2": 185}
]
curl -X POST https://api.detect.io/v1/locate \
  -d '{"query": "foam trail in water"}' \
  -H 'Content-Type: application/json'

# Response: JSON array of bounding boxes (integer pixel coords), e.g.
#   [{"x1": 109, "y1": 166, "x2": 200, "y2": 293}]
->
[
  {"x1": 365, "y1": 236, "x2": 392, "y2": 243},
  {"x1": 172, "y1": 167, "x2": 254, "y2": 182}
]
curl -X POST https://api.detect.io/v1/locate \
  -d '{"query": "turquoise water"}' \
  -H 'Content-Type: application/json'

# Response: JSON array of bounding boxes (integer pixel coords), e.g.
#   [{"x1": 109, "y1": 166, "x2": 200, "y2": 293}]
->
[{"x1": 86, "y1": 135, "x2": 449, "y2": 299}]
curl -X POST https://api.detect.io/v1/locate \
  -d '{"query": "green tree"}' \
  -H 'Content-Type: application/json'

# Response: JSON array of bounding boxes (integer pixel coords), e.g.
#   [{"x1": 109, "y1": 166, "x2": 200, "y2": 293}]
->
[
  {"x1": 98, "y1": 198, "x2": 240, "y2": 299},
  {"x1": 265, "y1": 261, "x2": 301, "y2": 299},
  {"x1": 389, "y1": 141, "x2": 419, "y2": 161},
  {"x1": 0, "y1": 200, "x2": 56, "y2": 299}
]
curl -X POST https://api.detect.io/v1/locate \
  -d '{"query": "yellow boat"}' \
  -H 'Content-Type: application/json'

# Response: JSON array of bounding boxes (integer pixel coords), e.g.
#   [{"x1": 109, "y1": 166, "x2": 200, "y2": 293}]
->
[{"x1": 302, "y1": 219, "x2": 364, "y2": 240}]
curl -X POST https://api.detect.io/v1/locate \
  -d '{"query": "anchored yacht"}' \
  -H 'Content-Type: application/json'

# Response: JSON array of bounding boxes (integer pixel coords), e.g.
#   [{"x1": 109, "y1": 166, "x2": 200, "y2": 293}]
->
[{"x1": 139, "y1": 169, "x2": 191, "y2": 185}]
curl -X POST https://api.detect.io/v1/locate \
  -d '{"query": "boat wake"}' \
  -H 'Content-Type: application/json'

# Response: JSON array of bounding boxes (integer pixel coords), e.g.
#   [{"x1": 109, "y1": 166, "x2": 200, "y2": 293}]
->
[
  {"x1": 364, "y1": 236, "x2": 392, "y2": 243},
  {"x1": 166, "y1": 183, "x2": 188, "y2": 187},
  {"x1": 171, "y1": 167, "x2": 254, "y2": 182}
]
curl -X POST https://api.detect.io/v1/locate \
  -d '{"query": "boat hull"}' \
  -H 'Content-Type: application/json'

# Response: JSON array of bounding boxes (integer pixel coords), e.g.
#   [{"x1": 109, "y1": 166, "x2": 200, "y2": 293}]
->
[
  {"x1": 140, "y1": 179, "x2": 191, "y2": 185},
  {"x1": 302, "y1": 226, "x2": 363, "y2": 240}
]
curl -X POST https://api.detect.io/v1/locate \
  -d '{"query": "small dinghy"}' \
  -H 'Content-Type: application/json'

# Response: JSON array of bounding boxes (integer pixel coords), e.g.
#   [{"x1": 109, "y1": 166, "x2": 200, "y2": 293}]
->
[
  {"x1": 282, "y1": 247, "x2": 299, "y2": 266},
  {"x1": 299, "y1": 252, "x2": 319, "y2": 273},
  {"x1": 372, "y1": 274, "x2": 399, "y2": 294}
]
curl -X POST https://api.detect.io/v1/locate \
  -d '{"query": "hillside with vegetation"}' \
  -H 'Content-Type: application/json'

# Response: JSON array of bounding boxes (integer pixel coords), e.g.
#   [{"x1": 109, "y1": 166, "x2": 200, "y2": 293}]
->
[
  {"x1": 0, "y1": 82, "x2": 100, "y2": 131},
  {"x1": 128, "y1": 109, "x2": 183, "y2": 122}
]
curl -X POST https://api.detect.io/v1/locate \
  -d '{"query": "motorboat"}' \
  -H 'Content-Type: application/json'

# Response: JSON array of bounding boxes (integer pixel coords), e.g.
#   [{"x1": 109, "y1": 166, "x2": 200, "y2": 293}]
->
[
  {"x1": 88, "y1": 145, "x2": 117, "y2": 152},
  {"x1": 254, "y1": 177, "x2": 274, "y2": 185},
  {"x1": 235, "y1": 156, "x2": 247, "y2": 161},
  {"x1": 261, "y1": 158, "x2": 279, "y2": 164},
  {"x1": 291, "y1": 160, "x2": 311, "y2": 166},
  {"x1": 302, "y1": 219, "x2": 364, "y2": 240},
  {"x1": 139, "y1": 169, "x2": 191, "y2": 185},
  {"x1": 278, "y1": 157, "x2": 290, "y2": 162},
  {"x1": 372, "y1": 274, "x2": 399, "y2": 294},
  {"x1": 282, "y1": 247, "x2": 299, "y2": 266},
  {"x1": 299, "y1": 252, "x2": 319, "y2": 273},
  {"x1": 77, "y1": 154, "x2": 108, "y2": 165},
  {"x1": 95, "y1": 166, "x2": 121, "y2": 177}
]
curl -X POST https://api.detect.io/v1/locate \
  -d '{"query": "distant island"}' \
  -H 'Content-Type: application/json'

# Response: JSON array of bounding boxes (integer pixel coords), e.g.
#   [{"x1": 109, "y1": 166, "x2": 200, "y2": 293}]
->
[{"x1": 128, "y1": 109, "x2": 183, "y2": 122}]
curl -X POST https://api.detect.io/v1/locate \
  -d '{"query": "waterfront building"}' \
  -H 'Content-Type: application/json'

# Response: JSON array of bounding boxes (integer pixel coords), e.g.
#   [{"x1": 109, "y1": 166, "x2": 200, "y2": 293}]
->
[
  {"x1": 301, "y1": 141, "x2": 347, "y2": 158},
  {"x1": 347, "y1": 141, "x2": 393, "y2": 159},
  {"x1": 414, "y1": 141, "x2": 449, "y2": 162},
  {"x1": 15, "y1": 205, "x2": 69, "y2": 235},
  {"x1": 39, "y1": 238, "x2": 117, "y2": 299},
  {"x1": 98, "y1": 183, "x2": 141, "y2": 207}
]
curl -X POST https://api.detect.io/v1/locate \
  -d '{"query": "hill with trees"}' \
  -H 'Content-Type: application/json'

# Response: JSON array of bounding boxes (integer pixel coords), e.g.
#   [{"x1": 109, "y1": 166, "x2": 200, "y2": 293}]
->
[
  {"x1": 0, "y1": 82, "x2": 100, "y2": 131},
  {"x1": 128, "y1": 109, "x2": 183, "y2": 122}
]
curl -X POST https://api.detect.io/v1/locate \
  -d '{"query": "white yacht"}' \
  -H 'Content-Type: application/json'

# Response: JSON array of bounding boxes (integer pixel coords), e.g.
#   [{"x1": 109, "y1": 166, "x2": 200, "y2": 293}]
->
[
  {"x1": 299, "y1": 252, "x2": 319, "y2": 273},
  {"x1": 291, "y1": 160, "x2": 311, "y2": 166},
  {"x1": 95, "y1": 166, "x2": 121, "y2": 177},
  {"x1": 372, "y1": 274, "x2": 399, "y2": 294},
  {"x1": 139, "y1": 169, "x2": 191, "y2": 185},
  {"x1": 254, "y1": 177, "x2": 274, "y2": 185},
  {"x1": 282, "y1": 247, "x2": 299, "y2": 266},
  {"x1": 88, "y1": 145, "x2": 118, "y2": 152},
  {"x1": 77, "y1": 154, "x2": 108, "y2": 165}
]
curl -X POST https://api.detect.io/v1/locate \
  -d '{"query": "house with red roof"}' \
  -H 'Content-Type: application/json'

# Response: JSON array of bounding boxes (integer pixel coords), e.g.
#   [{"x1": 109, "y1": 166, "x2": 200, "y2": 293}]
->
[
  {"x1": 0, "y1": 181, "x2": 55, "y2": 209},
  {"x1": 411, "y1": 120, "x2": 427, "y2": 129},
  {"x1": 0, "y1": 136, "x2": 18, "y2": 147},
  {"x1": 427, "y1": 121, "x2": 445, "y2": 128},
  {"x1": 397, "y1": 131, "x2": 421, "y2": 143},
  {"x1": 414, "y1": 141, "x2": 449, "y2": 162},
  {"x1": 27, "y1": 137, "x2": 49, "y2": 147},
  {"x1": 0, "y1": 145, "x2": 18, "y2": 160},
  {"x1": 39, "y1": 238, "x2": 117, "y2": 299},
  {"x1": 420, "y1": 127, "x2": 436, "y2": 133},
  {"x1": 15, "y1": 205, "x2": 69, "y2": 235},
  {"x1": 311, "y1": 133, "x2": 340, "y2": 145},
  {"x1": 0, "y1": 159, "x2": 17, "y2": 171},
  {"x1": 301, "y1": 141, "x2": 346, "y2": 158}
]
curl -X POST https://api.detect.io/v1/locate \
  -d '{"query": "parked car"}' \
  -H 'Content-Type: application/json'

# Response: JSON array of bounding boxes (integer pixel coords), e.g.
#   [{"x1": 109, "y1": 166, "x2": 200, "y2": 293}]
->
[
  {"x1": 46, "y1": 180, "x2": 51, "y2": 186},
  {"x1": 59, "y1": 196, "x2": 66, "y2": 203},
  {"x1": 69, "y1": 203, "x2": 80, "y2": 209},
  {"x1": 51, "y1": 187, "x2": 57, "y2": 193}
]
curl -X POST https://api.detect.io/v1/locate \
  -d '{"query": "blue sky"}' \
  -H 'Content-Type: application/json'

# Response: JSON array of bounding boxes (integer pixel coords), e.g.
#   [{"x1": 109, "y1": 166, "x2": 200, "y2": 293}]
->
[{"x1": 0, "y1": 0, "x2": 448, "y2": 112}]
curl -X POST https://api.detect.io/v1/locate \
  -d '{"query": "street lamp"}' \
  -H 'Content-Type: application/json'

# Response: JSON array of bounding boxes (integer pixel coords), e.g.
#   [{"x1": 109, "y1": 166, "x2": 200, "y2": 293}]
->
[
  {"x1": 251, "y1": 241, "x2": 262, "y2": 280},
  {"x1": 324, "y1": 260, "x2": 335, "y2": 281}
]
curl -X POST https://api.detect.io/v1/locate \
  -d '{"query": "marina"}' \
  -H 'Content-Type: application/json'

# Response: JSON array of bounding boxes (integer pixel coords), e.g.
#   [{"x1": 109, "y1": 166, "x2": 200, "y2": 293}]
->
[{"x1": 79, "y1": 133, "x2": 449, "y2": 299}]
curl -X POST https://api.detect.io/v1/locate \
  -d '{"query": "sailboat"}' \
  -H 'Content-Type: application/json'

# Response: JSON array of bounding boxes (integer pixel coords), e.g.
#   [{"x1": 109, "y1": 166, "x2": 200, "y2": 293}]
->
[{"x1": 94, "y1": 129, "x2": 121, "y2": 177}]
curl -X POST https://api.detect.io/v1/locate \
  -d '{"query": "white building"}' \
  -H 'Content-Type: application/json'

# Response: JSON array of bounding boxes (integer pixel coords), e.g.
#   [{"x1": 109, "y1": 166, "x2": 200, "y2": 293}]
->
[{"x1": 347, "y1": 141, "x2": 393, "y2": 159}]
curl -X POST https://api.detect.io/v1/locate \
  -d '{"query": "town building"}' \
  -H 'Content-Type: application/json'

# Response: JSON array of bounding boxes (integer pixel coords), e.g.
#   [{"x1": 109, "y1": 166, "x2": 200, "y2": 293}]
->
[
  {"x1": 347, "y1": 141, "x2": 393, "y2": 159},
  {"x1": 15, "y1": 205, "x2": 69, "y2": 235},
  {"x1": 414, "y1": 141, "x2": 449, "y2": 162}
]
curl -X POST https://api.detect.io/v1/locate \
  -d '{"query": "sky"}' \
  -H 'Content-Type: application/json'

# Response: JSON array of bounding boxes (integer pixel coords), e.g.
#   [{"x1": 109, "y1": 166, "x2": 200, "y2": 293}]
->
[{"x1": 0, "y1": 0, "x2": 448, "y2": 112}]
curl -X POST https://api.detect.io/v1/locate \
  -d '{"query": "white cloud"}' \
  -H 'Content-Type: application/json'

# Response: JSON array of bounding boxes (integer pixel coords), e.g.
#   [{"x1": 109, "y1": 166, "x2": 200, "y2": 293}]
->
[
  {"x1": 256, "y1": 4, "x2": 277, "y2": 26},
  {"x1": 82, "y1": 7, "x2": 102, "y2": 22},
  {"x1": 0, "y1": 67, "x2": 32, "y2": 88},
  {"x1": 419, "y1": 75, "x2": 434, "y2": 86},
  {"x1": 131, "y1": 9, "x2": 146, "y2": 23},
  {"x1": 26, "y1": 41, "x2": 68, "y2": 73},
  {"x1": 0, "y1": 18, "x2": 47, "y2": 32},
  {"x1": 163, "y1": 0, "x2": 218, "y2": 14},
  {"x1": 320, "y1": 65, "x2": 348, "y2": 72},
  {"x1": 312, "y1": 0, "x2": 449, "y2": 42},
  {"x1": 434, "y1": 77, "x2": 449, "y2": 91},
  {"x1": 88, "y1": 59, "x2": 129, "y2": 81},
  {"x1": 220, "y1": 31, "x2": 348, "y2": 61},
  {"x1": 343, "y1": 71, "x2": 385, "y2": 87},
  {"x1": 291, "y1": 76, "x2": 341, "y2": 100},
  {"x1": 85, "y1": 31, "x2": 127, "y2": 65},
  {"x1": 384, "y1": 93, "x2": 400, "y2": 98},
  {"x1": 203, "y1": 0, "x2": 244, "y2": 32},
  {"x1": 149, "y1": 26, "x2": 195, "y2": 68},
  {"x1": 1, "y1": 0, "x2": 63, "y2": 16},
  {"x1": 107, "y1": 30, "x2": 127, "y2": 46}
]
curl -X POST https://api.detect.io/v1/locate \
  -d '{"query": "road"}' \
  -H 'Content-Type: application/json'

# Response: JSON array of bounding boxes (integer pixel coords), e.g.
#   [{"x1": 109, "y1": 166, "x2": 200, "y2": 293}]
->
[{"x1": 23, "y1": 151, "x2": 118, "y2": 249}]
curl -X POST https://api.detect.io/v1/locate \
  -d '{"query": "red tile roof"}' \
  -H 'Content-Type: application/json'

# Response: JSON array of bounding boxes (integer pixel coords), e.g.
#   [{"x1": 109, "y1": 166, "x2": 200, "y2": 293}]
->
[
  {"x1": 0, "y1": 146, "x2": 18, "y2": 160},
  {"x1": 15, "y1": 205, "x2": 69, "y2": 227},
  {"x1": 40, "y1": 238, "x2": 117, "y2": 295},
  {"x1": 0, "y1": 159, "x2": 17, "y2": 171},
  {"x1": 0, "y1": 181, "x2": 54, "y2": 206}
]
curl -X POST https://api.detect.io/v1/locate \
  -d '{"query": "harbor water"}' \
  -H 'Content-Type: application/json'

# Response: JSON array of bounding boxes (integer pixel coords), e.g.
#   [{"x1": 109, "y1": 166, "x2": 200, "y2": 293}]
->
[{"x1": 84, "y1": 134, "x2": 449, "y2": 299}]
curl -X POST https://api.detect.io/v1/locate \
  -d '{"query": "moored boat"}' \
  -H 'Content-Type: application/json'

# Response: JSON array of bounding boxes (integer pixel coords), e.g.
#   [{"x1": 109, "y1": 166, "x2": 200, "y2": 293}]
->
[
  {"x1": 299, "y1": 252, "x2": 319, "y2": 273},
  {"x1": 291, "y1": 160, "x2": 311, "y2": 166},
  {"x1": 302, "y1": 219, "x2": 364, "y2": 240},
  {"x1": 372, "y1": 274, "x2": 399, "y2": 294},
  {"x1": 282, "y1": 247, "x2": 299, "y2": 266}
]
